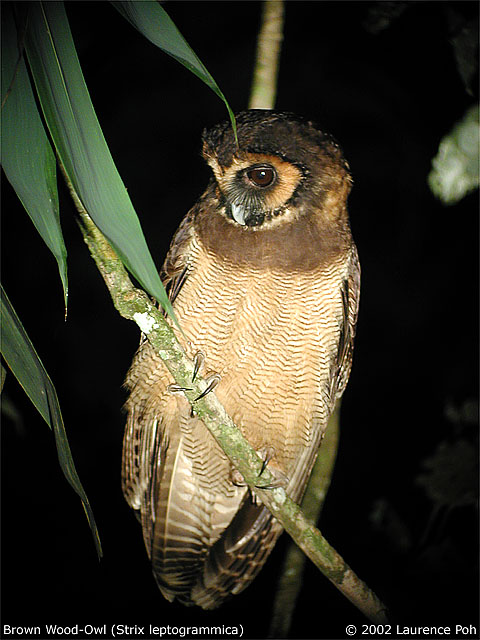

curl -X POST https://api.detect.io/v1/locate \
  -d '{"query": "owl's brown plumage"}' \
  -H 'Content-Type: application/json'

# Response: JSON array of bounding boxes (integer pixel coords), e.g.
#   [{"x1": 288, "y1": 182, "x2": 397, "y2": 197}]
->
[{"x1": 122, "y1": 110, "x2": 360, "y2": 609}]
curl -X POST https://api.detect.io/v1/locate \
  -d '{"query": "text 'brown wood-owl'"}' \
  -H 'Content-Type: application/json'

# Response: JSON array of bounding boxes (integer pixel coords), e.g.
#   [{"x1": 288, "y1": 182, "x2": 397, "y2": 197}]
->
[{"x1": 122, "y1": 110, "x2": 360, "y2": 609}]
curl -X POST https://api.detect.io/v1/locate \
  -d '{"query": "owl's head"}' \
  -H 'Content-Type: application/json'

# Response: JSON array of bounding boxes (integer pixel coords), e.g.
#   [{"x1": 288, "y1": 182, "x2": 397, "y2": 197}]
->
[{"x1": 202, "y1": 110, "x2": 352, "y2": 229}]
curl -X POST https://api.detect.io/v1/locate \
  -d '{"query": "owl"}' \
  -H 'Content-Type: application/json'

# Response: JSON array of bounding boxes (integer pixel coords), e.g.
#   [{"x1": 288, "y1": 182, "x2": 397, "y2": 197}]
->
[{"x1": 122, "y1": 109, "x2": 360, "y2": 609}]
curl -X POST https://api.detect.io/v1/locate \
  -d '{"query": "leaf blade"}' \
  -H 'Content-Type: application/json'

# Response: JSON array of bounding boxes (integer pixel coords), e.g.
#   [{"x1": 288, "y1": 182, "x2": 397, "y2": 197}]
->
[
  {"x1": 1, "y1": 5, "x2": 68, "y2": 307},
  {"x1": 23, "y1": 1, "x2": 175, "y2": 319},
  {"x1": 111, "y1": 0, "x2": 237, "y2": 138},
  {"x1": 0, "y1": 285, "x2": 103, "y2": 558}
]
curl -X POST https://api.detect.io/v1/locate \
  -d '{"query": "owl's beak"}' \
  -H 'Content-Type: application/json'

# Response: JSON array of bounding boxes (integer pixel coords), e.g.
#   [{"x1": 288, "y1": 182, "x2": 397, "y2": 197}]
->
[{"x1": 231, "y1": 203, "x2": 247, "y2": 225}]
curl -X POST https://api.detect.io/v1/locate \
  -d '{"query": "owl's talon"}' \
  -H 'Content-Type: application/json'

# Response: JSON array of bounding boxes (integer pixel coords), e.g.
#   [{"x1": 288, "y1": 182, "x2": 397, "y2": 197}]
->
[
  {"x1": 194, "y1": 373, "x2": 221, "y2": 401},
  {"x1": 192, "y1": 351, "x2": 205, "y2": 382},
  {"x1": 258, "y1": 445, "x2": 276, "y2": 476},
  {"x1": 254, "y1": 446, "x2": 289, "y2": 489},
  {"x1": 168, "y1": 383, "x2": 193, "y2": 394}
]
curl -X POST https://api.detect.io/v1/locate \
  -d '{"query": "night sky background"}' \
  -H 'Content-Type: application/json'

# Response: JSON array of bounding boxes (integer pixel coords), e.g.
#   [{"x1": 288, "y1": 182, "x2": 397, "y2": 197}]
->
[{"x1": 1, "y1": 2, "x2": 478, "y2": 639}]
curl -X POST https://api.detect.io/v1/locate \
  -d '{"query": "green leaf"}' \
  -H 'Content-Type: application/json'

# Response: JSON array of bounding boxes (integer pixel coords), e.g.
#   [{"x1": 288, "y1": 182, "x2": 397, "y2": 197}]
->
[
  {"x1": 23, "y1": 2, "x2": 175, "y2": 319},
  {"x1": 111, "y1": 0, "x2": 237, "y2": 140},
  {"x1": 1, "y1": 5, "x2": 67, "y2": 309},
  {"x1": 0, "y1": 285, "x2": 103, "y2": 559}
]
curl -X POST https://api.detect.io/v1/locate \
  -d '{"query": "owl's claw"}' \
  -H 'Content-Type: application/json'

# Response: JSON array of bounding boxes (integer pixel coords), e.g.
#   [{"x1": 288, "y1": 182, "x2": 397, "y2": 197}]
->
[
  {"x1": 194, "y1": 373, "x2": 221, "y2": 401},
  {"x1": 255, "y1": 446, "x2": 288, "y2": 490},
  {"x1": 168, "y1": 383, "x2": 193, "y2": 394},
  {"x1": 258, "y1": 445, "x2": 276, "y2": 476},
  {"x1": 192, "y1": 351, "x2": 205, "y2": 382}
]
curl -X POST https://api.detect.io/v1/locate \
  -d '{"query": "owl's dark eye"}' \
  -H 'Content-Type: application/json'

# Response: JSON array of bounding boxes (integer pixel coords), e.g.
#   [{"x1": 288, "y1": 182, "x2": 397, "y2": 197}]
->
[{"x1": 247, "y1": 166, "x2": 276, "y2": 188}]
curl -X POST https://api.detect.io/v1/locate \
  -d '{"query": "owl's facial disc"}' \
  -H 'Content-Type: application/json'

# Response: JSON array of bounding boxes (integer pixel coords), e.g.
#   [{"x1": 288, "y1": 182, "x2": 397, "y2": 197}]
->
[{"x1": 209, "y1": 153, "x2": 303, "y2": 228}]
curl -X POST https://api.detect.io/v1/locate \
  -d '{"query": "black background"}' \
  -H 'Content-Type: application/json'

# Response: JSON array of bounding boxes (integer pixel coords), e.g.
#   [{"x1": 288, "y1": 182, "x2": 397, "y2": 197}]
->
[{"x1": 1, "y1": 2, "x2": 478, "y2": 639}]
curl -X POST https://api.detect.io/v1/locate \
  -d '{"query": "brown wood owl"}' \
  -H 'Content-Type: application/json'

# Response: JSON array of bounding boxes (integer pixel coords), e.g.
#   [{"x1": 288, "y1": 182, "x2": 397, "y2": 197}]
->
[{"x1": 122, "y1": 109, "x2": 360, "y2": 609}]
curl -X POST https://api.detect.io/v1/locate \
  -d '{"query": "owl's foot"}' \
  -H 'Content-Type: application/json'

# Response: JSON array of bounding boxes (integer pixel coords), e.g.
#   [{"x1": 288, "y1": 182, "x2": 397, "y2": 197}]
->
[
  {"x1": 230, "y1": 468, "x2": 246, "y2": 487},
  {"x1": 189, "y1": 374, "x2": 221, "y2": 418},
  {"x1": 230, "y1": 446, "x2": 288, "y2": 492},
  {"x1": 230, "y1": 446, "x2": 274, "y2": 487},
  {"x1": 168, "y1": 351, "x2": 220, "y2": 413},
  {"x1": 192, "y1": 351, "x2": 220, "y2": 400}
]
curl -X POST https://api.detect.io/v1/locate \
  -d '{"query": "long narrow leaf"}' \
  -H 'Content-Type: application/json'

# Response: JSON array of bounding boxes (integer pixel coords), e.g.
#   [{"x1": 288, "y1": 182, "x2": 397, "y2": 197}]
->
[
  {"x1": 1, "y1": 5, "x2": 67, "y2": 308},
  {"x1": 0, "y1": 285, "x2": 102, "y2": 558},
  {"x1": 23, "y1": 1, "x2": 175, "y2": 319},
  {"x1": 111, "y1": 1, "x2": 237, "y2": 139}
]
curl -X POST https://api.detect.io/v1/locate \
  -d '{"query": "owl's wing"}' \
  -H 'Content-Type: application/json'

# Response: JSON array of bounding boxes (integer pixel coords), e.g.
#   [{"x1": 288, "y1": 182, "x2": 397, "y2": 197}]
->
[
  {"x1": 192, "y1": 498, "x2": 284, "y2": 609},
  {"x1": 161, "y1": 209, "x2": 196, "y2": 304},
  {"x1": 121, "y1": 342, "x2": 170, "y2": 553},
  {"x1": 122, "y1": 206, "x2": 197, "y2": 547},
  {"x1": 332, "y1": 243, "x2": 361, "y2": 401}
]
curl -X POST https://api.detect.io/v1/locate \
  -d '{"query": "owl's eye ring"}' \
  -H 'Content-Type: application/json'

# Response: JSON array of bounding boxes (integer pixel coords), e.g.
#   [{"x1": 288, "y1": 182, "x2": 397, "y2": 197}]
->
[{"x1": 246, "y1": 165, "x2": 276, "y2": 188}]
